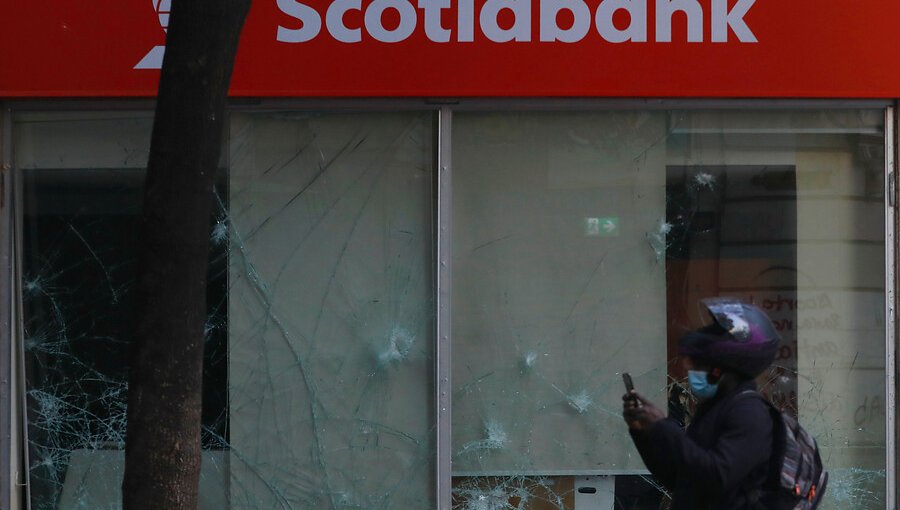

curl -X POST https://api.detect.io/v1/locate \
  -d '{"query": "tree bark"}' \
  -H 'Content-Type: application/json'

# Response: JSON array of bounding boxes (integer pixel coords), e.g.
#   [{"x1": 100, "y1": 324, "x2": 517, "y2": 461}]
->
[{"x1": 122, "y1": 0, "x2": 249, "y2": 508}]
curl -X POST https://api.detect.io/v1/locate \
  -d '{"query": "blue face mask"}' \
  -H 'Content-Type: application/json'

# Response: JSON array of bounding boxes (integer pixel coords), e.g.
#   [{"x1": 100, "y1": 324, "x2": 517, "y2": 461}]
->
[{"x1": 688, "y1": 370, "x2": 719, "y2": 400}]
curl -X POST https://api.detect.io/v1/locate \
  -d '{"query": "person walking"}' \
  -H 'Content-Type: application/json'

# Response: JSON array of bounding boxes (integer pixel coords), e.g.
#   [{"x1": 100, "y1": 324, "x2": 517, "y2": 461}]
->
[{"x1": 623, "y1": 298, "x2": 781, "y2": 510}]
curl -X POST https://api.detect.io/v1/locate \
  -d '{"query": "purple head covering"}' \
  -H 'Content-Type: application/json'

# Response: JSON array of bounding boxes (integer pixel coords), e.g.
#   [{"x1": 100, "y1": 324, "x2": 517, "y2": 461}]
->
[{"x1": 678, "y1": 298, "x2": 780, "y2": 379}]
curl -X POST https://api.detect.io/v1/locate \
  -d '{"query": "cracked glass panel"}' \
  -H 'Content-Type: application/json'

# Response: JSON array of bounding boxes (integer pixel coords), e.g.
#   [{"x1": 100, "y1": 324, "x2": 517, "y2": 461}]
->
[
  {"x1": 452, "y1": 111, "x2": 669, "y2": 509},
  {"x1": 16, "y1": 111, "x2": 229, "y2": 510},
  {"x1": 451, "y1": 110, "x2": 886, "y2": 509},
  {"x1": 16, "y1": 110, "x2": 435, "y2": 509},
  {"x1": 13, "y1": 107, "x2": 889, "y2": 509},
  {"x1": 17, "y1": 112, "x2": 150, "y2": 509},
  {"x1": 667, "y1": 109, "x2": 886, "y2": 510},
  {"x1": 227, "y1": 111, "x2": 435, "y2": 508}
]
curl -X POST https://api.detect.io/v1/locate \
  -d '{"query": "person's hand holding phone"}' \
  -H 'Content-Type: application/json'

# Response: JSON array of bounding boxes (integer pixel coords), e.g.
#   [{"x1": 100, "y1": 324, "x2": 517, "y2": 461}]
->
[{"x1": 621, "y1": 373, "x2": 665, "y2": 431}]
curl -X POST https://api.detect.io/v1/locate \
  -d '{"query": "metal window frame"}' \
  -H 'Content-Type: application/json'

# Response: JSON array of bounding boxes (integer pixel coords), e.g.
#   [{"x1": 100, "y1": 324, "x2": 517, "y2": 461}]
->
[
  {"x1": 5, "y1": 97, "x2": 891, "y2": 112},
  {"x1": 889, "y1": 105, "x2": 898, "y2": 510},
  {"x1": 0, "y1": 102, "x2": 28, "y2": 510},
  {"x1": 436, "y1": 106, "x2": 453, "y2": 510},
  {"x1": 436, "y1": 99, "x2": 898, "y2": 509},
  {"x1": 1, "y1": 98, "x2": 897, "y2": 509},
  {"x1": 0, "y1": 104, "x2": 11, "y2": 510}
]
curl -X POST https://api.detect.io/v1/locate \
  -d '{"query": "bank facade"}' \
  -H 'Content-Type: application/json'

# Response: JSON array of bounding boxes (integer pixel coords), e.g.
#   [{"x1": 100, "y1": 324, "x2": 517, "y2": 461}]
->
[{"x1": 1, "y1": 1, "x2": 898, "y2": 509}]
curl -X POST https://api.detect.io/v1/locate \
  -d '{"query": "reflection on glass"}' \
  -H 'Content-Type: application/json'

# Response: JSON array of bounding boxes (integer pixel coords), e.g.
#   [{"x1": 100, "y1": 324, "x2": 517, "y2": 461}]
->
[
  {"x1": 667, "y1": 109, "x2": 885, "y2": 509},
  {"x1": 13, "y1": 107, "x2": 888, "y2": 509},
  {"x1": 16, "y1": 113, "x2": 230, "y2": 509},
  {"x1": 17, "y1": 110, "x2": 437, "y2": 509},
  {"x1": 451, "y1": 109, "x2": 886, "y2": 509}
]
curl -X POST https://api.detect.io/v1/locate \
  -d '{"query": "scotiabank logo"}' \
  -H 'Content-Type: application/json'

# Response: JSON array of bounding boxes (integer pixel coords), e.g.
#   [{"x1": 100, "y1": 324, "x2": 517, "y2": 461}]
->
[
  {"x1": 136, "y1": 0, "x2": 756, "y2": 69},
  {"x1": 135, "y1": 0, "x2": 170, "y2": 69},
  {"x1": 276, "y1": 0, "x2": 757, "y2": 44}
]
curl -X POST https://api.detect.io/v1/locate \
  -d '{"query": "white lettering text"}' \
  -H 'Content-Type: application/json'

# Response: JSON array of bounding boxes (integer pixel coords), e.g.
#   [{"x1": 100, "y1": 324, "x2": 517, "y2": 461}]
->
[
  {"x1": 540, "y1": 0, "x2": 591, "y2": 42},
  {"x1": 276, "y1": 0, "x2": 322, "y2": 42},
  {"x1": 656, "y1": 0, "x2": 702, "y2": 42},
  {"x1": 712, "y1": 0, "x2": 757, "y2": 42},
  {"x1": 419, "y1": 0, "x2": 452, "y2": 42},
  {"x1": 481, "y1": 0, "x2": 531, "y2": 42},
  {"x1": 596, "y1": 0, "x2": 646, "y2": 43},
  {"x1": 365, "y1": 0, "x2": 417, "y2": 42},
  {"x1": 326, "y1": 0, "x2": 362, "y2": 43},
  {"x1": 273, "y1": 0, "x2": 759, "y2": 44}
]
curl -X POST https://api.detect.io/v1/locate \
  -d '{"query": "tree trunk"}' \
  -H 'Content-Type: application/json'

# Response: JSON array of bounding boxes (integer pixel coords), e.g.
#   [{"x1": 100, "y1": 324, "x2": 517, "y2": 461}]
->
[{"x1": 122, "y1": 0, "x2": 249, "y2": 508}]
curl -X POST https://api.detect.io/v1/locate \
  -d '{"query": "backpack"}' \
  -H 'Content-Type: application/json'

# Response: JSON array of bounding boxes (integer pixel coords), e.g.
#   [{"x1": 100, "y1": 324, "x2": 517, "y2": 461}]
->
[{"x1": 739, "y1": 391, "x2": 829, "y2": 510}]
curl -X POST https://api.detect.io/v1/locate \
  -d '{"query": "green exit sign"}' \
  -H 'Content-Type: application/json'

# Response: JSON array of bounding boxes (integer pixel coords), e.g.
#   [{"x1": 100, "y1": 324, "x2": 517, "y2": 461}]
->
[{"x1": 585, "y1": 217, "x2": 619, "y2": 237}]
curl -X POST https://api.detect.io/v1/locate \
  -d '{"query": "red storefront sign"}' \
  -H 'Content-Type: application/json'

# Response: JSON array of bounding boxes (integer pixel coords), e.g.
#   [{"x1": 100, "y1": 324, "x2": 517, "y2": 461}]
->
[{"x1": 2, "y1": 0, "x2": 900, "y2": 98}]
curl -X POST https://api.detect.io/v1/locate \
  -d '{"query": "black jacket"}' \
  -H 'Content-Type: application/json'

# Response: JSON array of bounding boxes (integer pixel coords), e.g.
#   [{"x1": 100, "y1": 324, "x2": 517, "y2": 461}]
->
[{"x1": 629, "y1": 381, "x2": 773, "y2": 510}]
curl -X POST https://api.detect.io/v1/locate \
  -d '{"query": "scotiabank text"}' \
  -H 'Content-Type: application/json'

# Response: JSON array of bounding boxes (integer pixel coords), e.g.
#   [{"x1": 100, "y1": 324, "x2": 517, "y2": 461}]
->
[{"x1": 275, "y1": 0, "x2": 758, "y2": 44}]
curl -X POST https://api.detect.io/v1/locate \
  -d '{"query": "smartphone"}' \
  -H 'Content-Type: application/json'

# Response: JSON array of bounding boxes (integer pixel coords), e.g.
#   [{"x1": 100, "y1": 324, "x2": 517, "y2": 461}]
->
[{"x1": 622, "y1": 372, "x2": 634, "y2": 393}]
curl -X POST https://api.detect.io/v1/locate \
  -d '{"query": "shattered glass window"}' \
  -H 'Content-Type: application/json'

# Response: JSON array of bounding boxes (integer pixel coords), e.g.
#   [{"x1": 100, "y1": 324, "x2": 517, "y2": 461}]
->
[
  {"x1": 16, "y1": 110, "x2": 436, "y2": 509},
  {"x1": 450, "y1": 109, "x2": 886, "y2": 509},
  {"x1": 226, "y1": 111, "x2": 435, "y2": 508},
  {"x1": 16, "y1": 111, "x2": 229, "y2": 509},
  {"x1": 666, "y1": 109, "x2": 887, "y2": 509},
  {"x1": 13, "y1": 107, "x2": 889, "y2": 510}
]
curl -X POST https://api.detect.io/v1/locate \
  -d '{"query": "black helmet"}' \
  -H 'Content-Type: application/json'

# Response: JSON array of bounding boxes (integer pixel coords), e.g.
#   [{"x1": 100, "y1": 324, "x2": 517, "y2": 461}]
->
[{"x1": 678, "y1": 298, "x2": 780, "y2": 379}]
